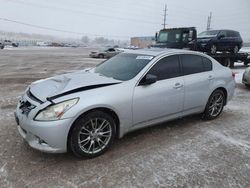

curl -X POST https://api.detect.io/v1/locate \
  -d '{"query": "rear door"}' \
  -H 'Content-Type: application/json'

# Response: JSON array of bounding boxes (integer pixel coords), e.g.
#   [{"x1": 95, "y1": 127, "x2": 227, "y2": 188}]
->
[
  {"x1": 179, "y1": 54, "x2": 214, "y2": 114},
  {"x1": 133, "y1": 55, "x2": 184, "y2": 126}
]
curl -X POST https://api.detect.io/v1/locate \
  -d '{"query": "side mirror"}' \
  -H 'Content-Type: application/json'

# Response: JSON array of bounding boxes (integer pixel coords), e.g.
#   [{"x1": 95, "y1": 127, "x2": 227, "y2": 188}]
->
[
  {"x1": 155, "y1": 32, "x2": 158, "y2": 41},
  {"x1": 140, "y1": 74, "x2": 157, "y2": 86}
]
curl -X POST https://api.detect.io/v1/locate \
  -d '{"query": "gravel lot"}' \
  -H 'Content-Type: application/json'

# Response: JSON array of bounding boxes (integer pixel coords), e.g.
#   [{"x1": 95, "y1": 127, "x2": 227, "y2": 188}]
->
[{"x1": 0, "y1": 47, "x2": 250, "y2": 188}]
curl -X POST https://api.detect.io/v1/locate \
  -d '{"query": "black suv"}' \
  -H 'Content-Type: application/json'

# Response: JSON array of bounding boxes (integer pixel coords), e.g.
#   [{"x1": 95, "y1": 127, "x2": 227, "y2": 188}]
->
[{"x1": 197, "y1": 30, "x2": 243, "y2": 54}]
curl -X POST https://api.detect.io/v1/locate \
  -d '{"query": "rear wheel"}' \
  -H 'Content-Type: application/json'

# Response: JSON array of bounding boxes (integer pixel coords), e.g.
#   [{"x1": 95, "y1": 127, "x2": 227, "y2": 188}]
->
[
  {"x1": 69, "y1": 111, "x2": 116, "y2": 158},
  {"x1": 202, "y1": 90, "x2": 225, "y2": 120}
]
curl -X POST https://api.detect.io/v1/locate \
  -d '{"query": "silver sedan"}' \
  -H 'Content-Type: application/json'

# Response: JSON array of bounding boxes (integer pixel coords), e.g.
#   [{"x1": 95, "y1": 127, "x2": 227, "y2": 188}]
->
[{"x1": 15, "y1": 49, "x2": 235, "y2": 158}]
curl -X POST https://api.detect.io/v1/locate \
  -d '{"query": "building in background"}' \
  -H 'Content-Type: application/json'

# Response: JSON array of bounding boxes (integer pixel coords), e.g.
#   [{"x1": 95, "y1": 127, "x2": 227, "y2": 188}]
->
[{"x1": 131, "y1": 36, "x2": 154, "y2": 48}]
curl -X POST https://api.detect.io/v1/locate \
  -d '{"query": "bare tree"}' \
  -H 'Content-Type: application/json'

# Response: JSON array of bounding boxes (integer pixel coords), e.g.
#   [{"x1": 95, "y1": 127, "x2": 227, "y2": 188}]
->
[{"x1": 81, "y1": 36, "x2": 90, "y2": 44}]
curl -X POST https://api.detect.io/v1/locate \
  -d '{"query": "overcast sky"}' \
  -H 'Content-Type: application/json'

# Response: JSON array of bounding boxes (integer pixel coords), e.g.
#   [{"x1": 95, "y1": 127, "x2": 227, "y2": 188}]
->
[{"x1": 0, "y1": 0, "x2": 249, "y2": 41}]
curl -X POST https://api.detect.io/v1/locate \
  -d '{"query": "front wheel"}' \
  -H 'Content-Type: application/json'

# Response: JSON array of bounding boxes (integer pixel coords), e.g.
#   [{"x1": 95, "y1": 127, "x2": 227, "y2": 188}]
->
[
  {"x1": 98, "y1": 54, "x2": 104, "y2": 58},
  {"x1": 69, "y1": 111, "x2": 116, "y2": 158},
  {"x1": 202, "y1": 90, "x2": 225, "y2": 120}
]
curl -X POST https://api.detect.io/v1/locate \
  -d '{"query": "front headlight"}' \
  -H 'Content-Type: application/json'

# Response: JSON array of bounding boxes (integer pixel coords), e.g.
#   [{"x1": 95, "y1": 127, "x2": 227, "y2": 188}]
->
[{"x1": 35, "y1": 98, "x2": 79, "y2": 121}]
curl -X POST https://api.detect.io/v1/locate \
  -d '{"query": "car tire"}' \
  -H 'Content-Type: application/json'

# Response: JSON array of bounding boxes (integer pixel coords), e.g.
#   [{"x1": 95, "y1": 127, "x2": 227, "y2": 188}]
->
[
  {"x1": 202, "y1": 89, "x2": 225, "y2": 120},
  {"x1": 69, "y1": 110, "x2": 116, "y2": 158},
  {"x1": 232, "y1": 45, "x2": 239, "y2": 54},
  {"x1": 210, "y1": 44, "x2": 217, "y2": 54},
  {"x1": 98, "y1": 54, "x2": 104, "y2": 58}
]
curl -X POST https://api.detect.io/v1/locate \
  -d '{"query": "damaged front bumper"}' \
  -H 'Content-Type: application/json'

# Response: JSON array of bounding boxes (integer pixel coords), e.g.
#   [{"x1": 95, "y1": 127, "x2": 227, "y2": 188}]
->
[{"x1": 14, "y1": 95, "x2": 72, "y2": 153}]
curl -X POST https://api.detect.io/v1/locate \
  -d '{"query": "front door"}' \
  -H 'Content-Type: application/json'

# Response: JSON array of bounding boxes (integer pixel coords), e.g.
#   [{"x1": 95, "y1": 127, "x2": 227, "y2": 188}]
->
[{"x1": 132, "y1": 55, "x2": 184, "y2": 126}]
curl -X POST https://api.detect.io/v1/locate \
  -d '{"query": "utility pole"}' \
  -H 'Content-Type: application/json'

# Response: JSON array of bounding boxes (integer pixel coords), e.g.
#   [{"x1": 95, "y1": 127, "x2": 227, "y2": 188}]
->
[
  {"x1": 206, "y1": 12, "x2": 212, "y2": 31},
  {"x1": 162, "y1": 4, "x2": 167, "y2": 29}
]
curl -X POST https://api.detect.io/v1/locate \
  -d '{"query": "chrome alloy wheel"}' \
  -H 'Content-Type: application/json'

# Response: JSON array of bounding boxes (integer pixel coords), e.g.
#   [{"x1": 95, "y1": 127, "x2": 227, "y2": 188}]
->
[
  {"x1": 78, "y1": 118, "x2": 112, "y2": 154},
  {"x1": 208, "y1": 93, "x2": 224, "y2": 117}
]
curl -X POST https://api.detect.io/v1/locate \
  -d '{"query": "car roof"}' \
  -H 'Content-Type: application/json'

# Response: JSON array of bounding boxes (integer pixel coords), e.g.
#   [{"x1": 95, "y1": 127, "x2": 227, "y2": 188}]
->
[
  {"x1": 123, "y1": 48, "x2": 199, "y2": 57},
  {"x1": 205, "y1": 29, "x2": 238, "y2": 33}
]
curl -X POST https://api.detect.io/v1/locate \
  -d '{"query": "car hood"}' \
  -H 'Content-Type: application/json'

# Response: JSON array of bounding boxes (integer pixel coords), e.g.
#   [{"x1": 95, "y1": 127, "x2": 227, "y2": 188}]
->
[{"x1": 29, "y1": 70, "x2": 121, "y2": 102}]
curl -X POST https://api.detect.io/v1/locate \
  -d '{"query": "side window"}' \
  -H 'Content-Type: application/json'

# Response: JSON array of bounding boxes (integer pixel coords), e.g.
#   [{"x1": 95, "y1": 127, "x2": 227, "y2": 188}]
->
[
  {"x1": 147, "y1": 55, "x2": 181, "y2": 80},
  {"x1": 202, "y1": 57, "x2": 212, "y2": 71},
  {"x1": 235, "y1": 32, "x2": 240, "y2": 37},
  {"x1": 232, "y1": 31, "x2": 239, "y2": 37},
  {"x1": 219, "y1": 31, "x2": 227, "y2": 37},
  {"x1": 109, "y1": 48, "x2": 115, "y2": 52},
  {"x1": 227, "y1": 31, "x2": 235, "y2": 37},
  {"x1": 180, "y1": 54, "x2": 204, "y2": 75}
]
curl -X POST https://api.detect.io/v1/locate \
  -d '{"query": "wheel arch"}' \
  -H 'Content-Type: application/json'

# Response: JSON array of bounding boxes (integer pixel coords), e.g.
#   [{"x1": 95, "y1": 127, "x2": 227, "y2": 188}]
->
[
  {"x1": 67, "y1": 107, "x2": 120, "y2": 151},
  {"x1": 213, "y1": 87, "x2": 228, "y2": 105},
  {"x1": 98, "y1": 53, "x2": 105, "y2": 58}
]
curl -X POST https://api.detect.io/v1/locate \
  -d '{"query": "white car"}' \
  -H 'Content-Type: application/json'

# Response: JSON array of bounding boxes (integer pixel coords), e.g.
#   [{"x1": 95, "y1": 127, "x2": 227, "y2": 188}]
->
[
  {"x1": 15, "y1": 49, "x2": 235, "y2": 158},
  {"x1": 89, "y1": 47, "x2": 121, "y2": 58}
]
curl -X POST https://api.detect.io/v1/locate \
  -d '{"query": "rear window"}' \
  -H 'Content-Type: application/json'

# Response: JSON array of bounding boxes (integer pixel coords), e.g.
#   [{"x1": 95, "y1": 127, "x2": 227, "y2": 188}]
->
[
  {"x1": 180, "y1": 54, "x2": 204, "y2": 75},
  {"x1": 180, "y1": 54, "x2": 212, "y2": 75},
  {"x1": 202, "y1": 57, "x2": 212, "y2": 71}
]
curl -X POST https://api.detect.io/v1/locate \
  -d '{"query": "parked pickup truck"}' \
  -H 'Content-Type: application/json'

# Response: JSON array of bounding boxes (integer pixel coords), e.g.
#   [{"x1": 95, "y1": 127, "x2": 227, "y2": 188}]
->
[{"x1": 152, "y1": 27, "x2": 250, "y2": 68}]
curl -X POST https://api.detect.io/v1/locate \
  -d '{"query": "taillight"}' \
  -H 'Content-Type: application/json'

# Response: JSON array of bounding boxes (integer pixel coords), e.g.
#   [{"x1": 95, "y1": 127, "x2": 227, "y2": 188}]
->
[{"x1": 232, "y1": 72, "x2": 236, "y2": 80}]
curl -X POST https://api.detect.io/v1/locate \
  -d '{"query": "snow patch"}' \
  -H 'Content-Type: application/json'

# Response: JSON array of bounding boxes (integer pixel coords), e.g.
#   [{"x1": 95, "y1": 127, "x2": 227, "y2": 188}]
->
[{"x1": 208, "y1": 130, "x2": 250, "y2": 150}]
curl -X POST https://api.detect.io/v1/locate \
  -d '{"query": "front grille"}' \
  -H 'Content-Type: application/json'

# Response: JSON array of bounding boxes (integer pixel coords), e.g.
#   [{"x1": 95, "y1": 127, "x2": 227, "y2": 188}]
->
[{"x1": 19, "y1": 98, "x2": 36, "y2": 116}]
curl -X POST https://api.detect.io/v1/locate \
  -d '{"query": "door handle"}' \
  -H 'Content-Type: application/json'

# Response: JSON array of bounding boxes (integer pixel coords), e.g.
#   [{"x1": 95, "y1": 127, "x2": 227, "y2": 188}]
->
[
  {"x1": 173, "y1": 83, "x2": 183, "y2": 89},
  {"x1": 207, "y1": 75, "x2": 214, "y2": 80}
]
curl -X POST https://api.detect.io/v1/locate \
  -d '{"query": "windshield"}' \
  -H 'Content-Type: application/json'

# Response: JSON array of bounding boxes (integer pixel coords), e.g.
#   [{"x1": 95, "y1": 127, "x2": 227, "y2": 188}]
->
[
  {"x1": 158, "y1": 30, "x2": 182, "y2": 43},
  {"x1": 198, "y1": 30, "x2": 219, "y2": 38},
  {"x1": 94, "y1": 53, "x2": 154, "y2": 81}
]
